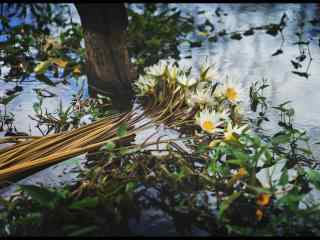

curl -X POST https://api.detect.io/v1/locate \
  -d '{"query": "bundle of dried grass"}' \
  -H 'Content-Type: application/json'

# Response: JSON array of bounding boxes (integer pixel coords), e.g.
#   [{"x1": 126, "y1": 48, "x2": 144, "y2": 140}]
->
[
  {"x1": 0, "y1": 111, "x2": 131, "y2": 183},
  {"x1": 0, "y1": 94, "x2": 193, "y2": 184}
]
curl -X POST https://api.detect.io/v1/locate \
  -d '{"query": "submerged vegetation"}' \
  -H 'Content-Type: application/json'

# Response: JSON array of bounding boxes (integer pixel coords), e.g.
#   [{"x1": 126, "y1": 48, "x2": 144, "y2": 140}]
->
[{"x1": 0, "y1": 3, "x2": 320, "y2": 237}]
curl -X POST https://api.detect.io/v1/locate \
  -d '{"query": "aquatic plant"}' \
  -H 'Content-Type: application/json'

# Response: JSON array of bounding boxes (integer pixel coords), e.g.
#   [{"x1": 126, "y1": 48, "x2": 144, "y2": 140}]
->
[{"x1": 0, "y1": 58, "x2": 320, "y2": 236}]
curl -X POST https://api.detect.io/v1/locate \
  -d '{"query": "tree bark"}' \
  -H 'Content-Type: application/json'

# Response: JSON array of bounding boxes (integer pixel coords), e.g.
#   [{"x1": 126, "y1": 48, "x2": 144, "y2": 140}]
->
[{"x1": 75, "y1": 3, "x2": 134, "y2": 110}]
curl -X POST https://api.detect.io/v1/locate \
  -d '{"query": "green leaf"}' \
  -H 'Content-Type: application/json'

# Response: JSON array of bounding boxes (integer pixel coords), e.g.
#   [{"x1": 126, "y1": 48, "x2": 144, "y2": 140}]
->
[
  {"x1": 116, "y1": 123, "x2": 128, "y2": 137},
  {"x1": 125, "y1": 181, "x2": 138, "y2": 192},
  {"x1": 227, "y1": 159, "x2": 246, "y2": 167},
  {"x1": 196, "y1": 143, "x2": 209, "y2": 154},
  {"x1": 69, "y1": 197, "x2": 98, "y2": 210},
  {"x1": 103, "y1": 141, "x2": 116, "y2": 152},
  {"x1": 278, "y1": 187, "x2": 303, "y2": 209},
  {"x1": 219, "y1": 191, "x2": 241, "y2": 218},
  {"x1": 19, "y1": 185, "x2": 61, "y2": 208},
  {"x1": 232, "y1": 150, "x2": 248, "y2": 162},
  {"x1": 279, "y1": 169, "x2": 289, "y2": 186},
  {"x1": 306, "y1": 170, "x2": 320, "y2": 190},
  {"x1": 272, "y1": 133, "x2": 290, "y2": 145}
]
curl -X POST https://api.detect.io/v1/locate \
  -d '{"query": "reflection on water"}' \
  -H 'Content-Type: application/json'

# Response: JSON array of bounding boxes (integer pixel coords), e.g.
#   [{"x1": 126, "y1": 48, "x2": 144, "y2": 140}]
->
[
  {"x1": 1, "y1": 4, "x2": 319, "y2": 140},
  {"x1": 177, "y1": 3, "x2": 320, "y2": 154},
  {"x1": 1, "y1": 2, "x2": 320, "y2": 210}
]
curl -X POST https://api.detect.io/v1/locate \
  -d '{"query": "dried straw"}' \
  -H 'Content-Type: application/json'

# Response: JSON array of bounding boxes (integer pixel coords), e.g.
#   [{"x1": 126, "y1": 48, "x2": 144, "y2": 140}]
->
[{"x1": 0, "y1": 93, "x2": 192, "y2": 184}]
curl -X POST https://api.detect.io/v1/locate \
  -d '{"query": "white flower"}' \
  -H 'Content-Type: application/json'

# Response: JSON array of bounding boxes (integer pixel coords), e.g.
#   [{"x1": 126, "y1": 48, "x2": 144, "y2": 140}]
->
[
  {"x1": 146, "y1": 60, "x2": 167, "y2": 76},
  {"x1": 134, "y1": 75, "x2": 157, "y2": 95},
  {"x1": 219, "y1": 109, "x2": 230, "y2": 120},
  {"x1": 221, "y1": 77, "x2": 245, "y2": 103},
  {"x1": 188, "y1": 85, "x2": 214, "y2": 107},
  {"x1": 167, "y1": 64, "x2": 179, "y2": 81},
  {"x1": 224, "y1": 122, "x2": 248, "y2": 141},
  {"x1": 195, "y1": 109, "x2": 224, "y2": 134},
  {"x1": 200, "y1": 61, "x2": 219, "y2": 82},
  {"x1": 177, "y1": 73, "x2": 198, "y2": 87},
  {"x1": 213, "y1": 84, "x2": 224, "y2": 98}
]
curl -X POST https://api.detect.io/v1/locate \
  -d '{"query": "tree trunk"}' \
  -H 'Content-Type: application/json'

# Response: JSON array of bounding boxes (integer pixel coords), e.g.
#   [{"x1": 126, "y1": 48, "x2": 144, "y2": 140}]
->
[{"x1": 75, "y1": 3, "x2": 134, "y2": 110}]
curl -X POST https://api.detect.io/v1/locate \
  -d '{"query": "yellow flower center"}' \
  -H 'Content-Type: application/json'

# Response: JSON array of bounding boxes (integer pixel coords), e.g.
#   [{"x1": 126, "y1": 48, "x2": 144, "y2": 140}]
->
[
  {"x1": 257, "y1": 193, "x2": 270, "y2": 206},
  {"x1": 226, "y1": 87, "x2": 238, "y2": 102},
  {"x1": 202, "y1": 120, "x2": 216, "y2": 133}
]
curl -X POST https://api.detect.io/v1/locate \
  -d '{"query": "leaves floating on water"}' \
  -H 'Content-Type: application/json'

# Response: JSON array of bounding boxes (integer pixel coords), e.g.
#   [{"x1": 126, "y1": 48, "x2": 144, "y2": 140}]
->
[
  {"x1": 218, "y1": 29, "x2": 227, "y2": 36},
  {"x1": 271, "y1": 49, "x2": 283, "y2": 56},
  {"x1": 265, "y1": 24, "x2": 281, "y2": 36},
  {"x1": 189, "y1": 40, "x2": 202, "y2": 48},
  {"x1": 35, "y1": 74, "x2": 56, "y2": 86},
  {"x1": 290, "y1": 60, "x2": 302, "y2": 69},
  {"x1": 230, "y1": 32, "x2": 242, "y2": 40},
  {"x1": 296, "y1": 54, "x2": 307, "y2": 62},
  {"x1": 292, "y1": 71, "x2": 309, "y2": 79},
  {"x1": 215, "y1": 7, "x2": 222, "y2": 17},
  {"x1": 208, "y1": 35, "x2": 218, "y2": 42},
  {"x1": 243, "y1": 28, "x2": 255, "y2": 36}
]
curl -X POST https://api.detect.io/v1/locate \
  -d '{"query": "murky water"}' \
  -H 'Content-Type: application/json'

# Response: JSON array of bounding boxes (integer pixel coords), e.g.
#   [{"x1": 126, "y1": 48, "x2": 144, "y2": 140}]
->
[{"x1": 0, "y1": 3, "x2": 320, "y2": 235}]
